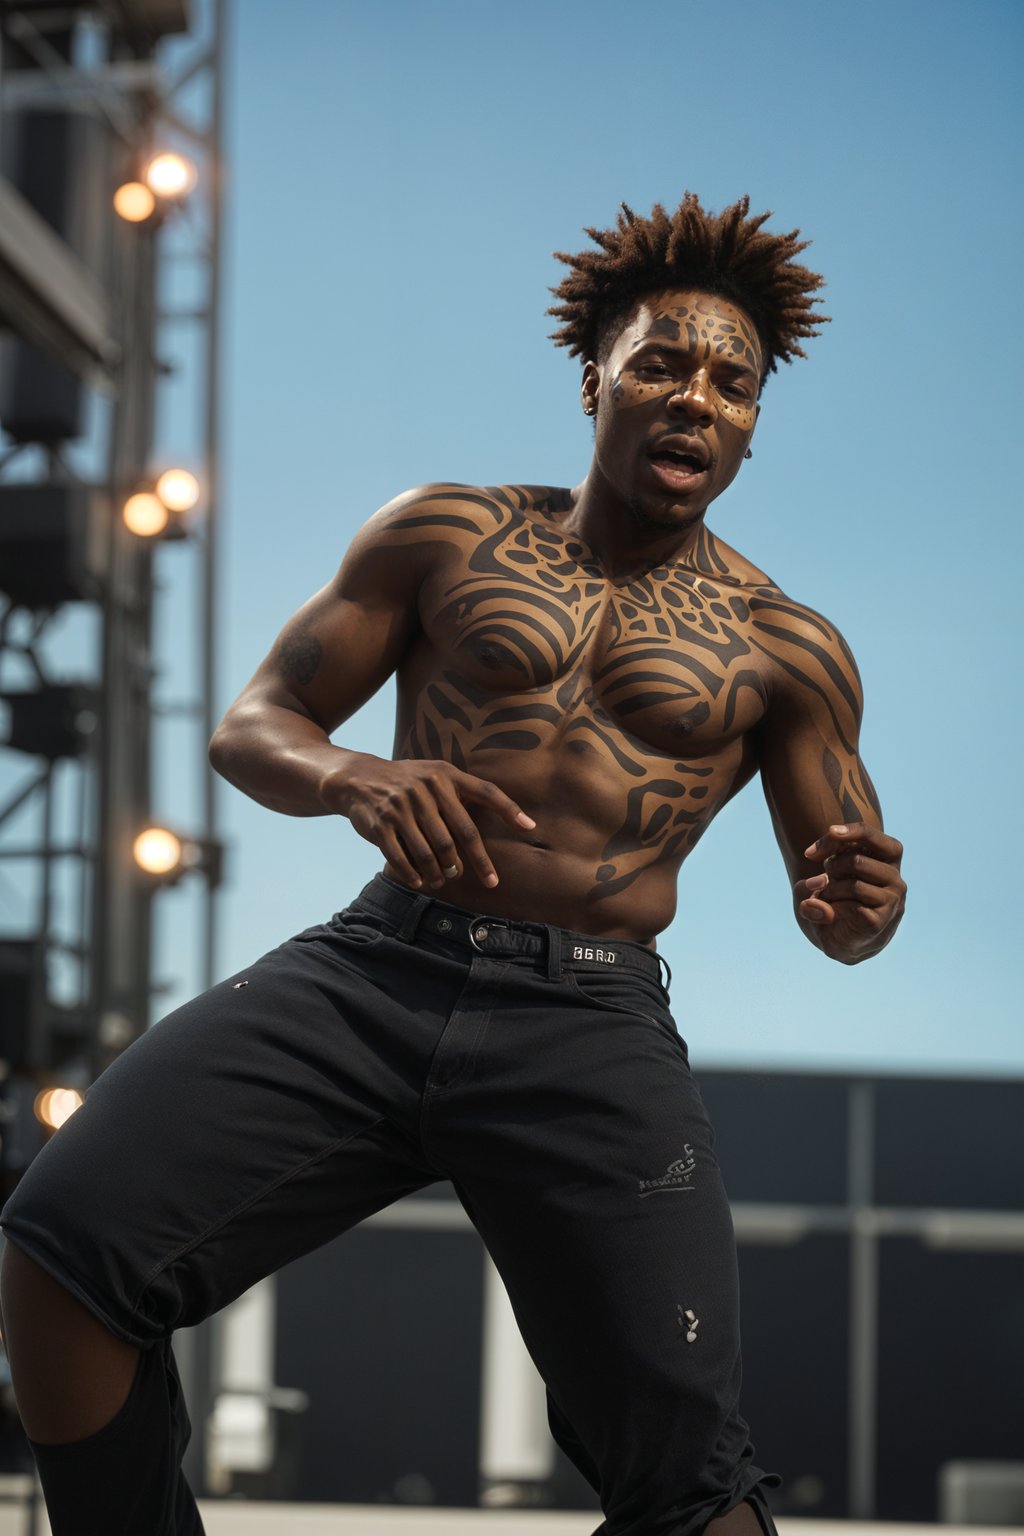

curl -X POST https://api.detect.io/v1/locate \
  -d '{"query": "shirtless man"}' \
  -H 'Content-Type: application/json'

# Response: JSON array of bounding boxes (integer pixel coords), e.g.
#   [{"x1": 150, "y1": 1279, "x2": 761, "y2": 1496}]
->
[{"x1": 0, "y1": 193, "x2": 905, "y2": 1536}]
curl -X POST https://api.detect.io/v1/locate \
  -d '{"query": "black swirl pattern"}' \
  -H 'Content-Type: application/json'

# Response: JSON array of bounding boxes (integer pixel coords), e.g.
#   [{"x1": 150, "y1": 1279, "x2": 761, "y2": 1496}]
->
[{"x1": 379, "y1": 484, "x2": 873, "y2": 900}]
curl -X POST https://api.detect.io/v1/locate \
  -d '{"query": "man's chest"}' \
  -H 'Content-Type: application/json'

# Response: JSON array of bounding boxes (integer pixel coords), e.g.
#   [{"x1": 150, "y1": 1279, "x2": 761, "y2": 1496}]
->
[{"x1": 416, "y1": 526, "x2": 774, "y2": 755}]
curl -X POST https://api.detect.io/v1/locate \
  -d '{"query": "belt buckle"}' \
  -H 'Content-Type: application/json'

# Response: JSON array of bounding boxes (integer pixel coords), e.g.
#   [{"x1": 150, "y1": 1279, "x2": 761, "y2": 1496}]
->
[{"x1": 469, "y1": 917, "x2": 507, "y2": 953}]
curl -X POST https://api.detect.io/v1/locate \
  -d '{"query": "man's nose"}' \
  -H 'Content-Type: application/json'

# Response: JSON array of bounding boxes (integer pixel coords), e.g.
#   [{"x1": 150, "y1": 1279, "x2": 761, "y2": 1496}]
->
[{"x1": 670, "y1": 368, "x2": 717, "y2": 425}]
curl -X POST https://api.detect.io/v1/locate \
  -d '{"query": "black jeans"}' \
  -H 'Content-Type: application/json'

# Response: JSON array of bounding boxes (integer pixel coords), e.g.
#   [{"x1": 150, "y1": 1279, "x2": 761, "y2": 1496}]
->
[{"x1": 1, "y1": 874, "x2": 778, "y2": 1536}]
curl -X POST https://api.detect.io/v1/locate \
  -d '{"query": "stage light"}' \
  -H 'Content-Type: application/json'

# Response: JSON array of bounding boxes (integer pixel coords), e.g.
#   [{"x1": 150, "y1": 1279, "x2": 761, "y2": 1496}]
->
[
  {"x1": 156, "y1": 468, "x2": 200, "y2": 513},
  {"x1": 133, "y1": 827, "x2": 182, "y2": 877},
  {"x1": 113, "y1": 181, "x2": 156, "y2": 222},
  {"x1": 132, "y1": 827, "x2": 223, "y2": 888},
  {"x1": 123, "y1": 491, "x2": 169, "y2": 538},
  {"x1": 34, "y1": 1087, "x2": 84, "y2": 1131},
  {"x1": 144, "y1": 152, "x2": 197, "y2": 199}
]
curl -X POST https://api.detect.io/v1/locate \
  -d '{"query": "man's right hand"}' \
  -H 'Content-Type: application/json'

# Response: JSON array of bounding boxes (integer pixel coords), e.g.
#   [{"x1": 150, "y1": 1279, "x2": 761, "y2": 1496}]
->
[{"x1": 323, "y1": 754, "x2": 536, "y2": 890}]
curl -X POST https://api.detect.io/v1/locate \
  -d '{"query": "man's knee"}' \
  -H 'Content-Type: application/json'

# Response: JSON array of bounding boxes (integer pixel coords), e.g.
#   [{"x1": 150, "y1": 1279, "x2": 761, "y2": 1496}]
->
[
  {"x1": 1, "y1": 1237, "x2": 78, "y2": 1336},
  {"x1": 705, "y1": 1499, "x2": 776, "y2": 1536},
  {"x1": 0, "y1": 1237, "x2": 140, "y2": 1444},
  {"x1": 0, "y1": 1234, "x2": 38, "y2": 1341}
]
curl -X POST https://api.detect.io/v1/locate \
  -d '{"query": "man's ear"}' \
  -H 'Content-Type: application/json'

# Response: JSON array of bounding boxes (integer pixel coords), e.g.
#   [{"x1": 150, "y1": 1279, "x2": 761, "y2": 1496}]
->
[{"x1": 580, "y1": 360, "x2": 600, "y2": 417}]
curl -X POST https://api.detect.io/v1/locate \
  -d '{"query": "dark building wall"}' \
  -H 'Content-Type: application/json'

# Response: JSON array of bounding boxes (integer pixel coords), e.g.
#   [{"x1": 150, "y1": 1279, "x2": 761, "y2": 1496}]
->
[{"x1": 276, "y1": 1224, "x2": 485, "y2": 1507}]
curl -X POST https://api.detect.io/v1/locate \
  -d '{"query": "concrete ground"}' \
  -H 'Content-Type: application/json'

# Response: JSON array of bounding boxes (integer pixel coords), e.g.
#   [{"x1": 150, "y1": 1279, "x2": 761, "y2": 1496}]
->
[{"x1": 0, "y1": 1487, "x2": 1020, "y2": 1536}]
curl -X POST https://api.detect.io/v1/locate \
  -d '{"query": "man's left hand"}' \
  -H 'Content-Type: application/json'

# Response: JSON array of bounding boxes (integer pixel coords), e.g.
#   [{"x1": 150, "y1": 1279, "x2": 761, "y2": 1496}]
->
[{"x1": 795, "y1": 822, "x2": 906, "y2": 963}]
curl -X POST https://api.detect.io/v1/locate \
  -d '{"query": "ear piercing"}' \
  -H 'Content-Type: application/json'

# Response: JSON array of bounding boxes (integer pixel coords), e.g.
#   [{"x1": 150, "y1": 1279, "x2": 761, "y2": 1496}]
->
[
  {"x1": 744, "y1": 448, "x2": 753, "y2": 459},
  {"x1": 583, "y1": 403, "x2": 596, "y2": 416}
]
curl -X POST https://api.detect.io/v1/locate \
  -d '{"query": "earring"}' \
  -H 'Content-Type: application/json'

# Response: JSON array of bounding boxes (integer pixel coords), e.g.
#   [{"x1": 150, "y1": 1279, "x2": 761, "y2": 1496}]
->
[
  {"x1": 583, "y1": 403, "x2": 596, "y2": 416},
  {"x1": 744, "y1": 448, "x2": 753, "y2": 459}
]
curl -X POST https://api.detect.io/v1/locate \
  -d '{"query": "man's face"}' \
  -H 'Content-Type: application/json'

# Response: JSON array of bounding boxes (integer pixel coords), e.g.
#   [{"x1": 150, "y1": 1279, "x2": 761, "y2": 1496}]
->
[{"x1": 581, "y1": 288, "x2": 763, "y2": 529}]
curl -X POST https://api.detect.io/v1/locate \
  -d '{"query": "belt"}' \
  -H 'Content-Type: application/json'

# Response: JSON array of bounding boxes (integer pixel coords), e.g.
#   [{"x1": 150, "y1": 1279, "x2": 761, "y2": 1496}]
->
[{"x1": 354, "y1": 873, "x2": 671, "y2": 990}]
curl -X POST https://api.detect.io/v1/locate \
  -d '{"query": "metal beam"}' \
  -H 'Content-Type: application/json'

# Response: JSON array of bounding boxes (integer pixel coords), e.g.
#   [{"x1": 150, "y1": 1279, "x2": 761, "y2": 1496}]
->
[
  {"x1": 109, "y1": 0, "x2": 190, "y2": 42},
  {"x1": 0, "y1": 175, "x2": 116, "y2": 377},
  {"x1": 199, "y1": 0, "x2": 224, "y2": 996},
  {"x1": 0, "y1": 58, "x2": 160, "y2": 103}
]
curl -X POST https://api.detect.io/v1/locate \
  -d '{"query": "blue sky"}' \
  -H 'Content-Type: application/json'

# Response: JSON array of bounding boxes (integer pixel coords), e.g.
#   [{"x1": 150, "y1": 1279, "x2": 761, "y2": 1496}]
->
[{"x1": 12, "y1": 0, "x2": 1021, "y2": 1076}]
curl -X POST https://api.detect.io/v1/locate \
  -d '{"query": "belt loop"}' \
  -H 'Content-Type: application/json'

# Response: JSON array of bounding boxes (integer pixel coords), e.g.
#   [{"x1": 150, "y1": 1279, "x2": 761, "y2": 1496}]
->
[
  {"x1": 396, "y1": 892, "x2": 431, "y2": 943},
  {"x1": 543, "y1": 924, "x2": 562, "y2": 982},
  {"x1": 657, "y1": 953, "x2": 673, "y2": 994}
]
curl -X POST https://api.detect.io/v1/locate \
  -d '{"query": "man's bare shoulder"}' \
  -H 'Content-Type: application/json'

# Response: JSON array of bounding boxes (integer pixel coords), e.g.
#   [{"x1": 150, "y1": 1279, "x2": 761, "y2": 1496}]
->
[
  {"x1": 699, "y1": 531, "x2": 846, "y2": 644},
  {"x1": 368, "y1": 481, "x2": 571, "y2": 537},
  {"x1": 696, "y1": 530, "x2": 862, "y2": 710}
]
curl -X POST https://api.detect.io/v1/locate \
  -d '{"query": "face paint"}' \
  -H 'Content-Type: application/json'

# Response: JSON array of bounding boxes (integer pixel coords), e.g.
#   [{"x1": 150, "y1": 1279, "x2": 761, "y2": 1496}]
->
[
  {"x1": 678, "y1": 363, "x2": 755, "y2": 432},
  {"x1": 579, "y1": 288, "x2": 762, "y2": 527},
  {"x1": 606, "y1": 292, "x2": 761, "y2": 432}
]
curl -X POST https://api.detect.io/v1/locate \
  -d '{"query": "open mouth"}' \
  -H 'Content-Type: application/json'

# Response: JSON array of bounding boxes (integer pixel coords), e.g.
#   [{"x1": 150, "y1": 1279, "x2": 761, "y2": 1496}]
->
[
  {"x1": 647, "y1": 448, "x2": 710, "y2": 489},
  {"x1": 650, "y1": 448, "x2": 705, "y2": 473}
]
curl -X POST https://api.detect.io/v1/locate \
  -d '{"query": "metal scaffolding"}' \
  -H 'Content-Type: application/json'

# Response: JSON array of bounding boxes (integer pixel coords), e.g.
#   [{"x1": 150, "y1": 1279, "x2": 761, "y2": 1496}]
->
[{"x1": 0, "y1": 0, "x2": 225, "y2": 1103}]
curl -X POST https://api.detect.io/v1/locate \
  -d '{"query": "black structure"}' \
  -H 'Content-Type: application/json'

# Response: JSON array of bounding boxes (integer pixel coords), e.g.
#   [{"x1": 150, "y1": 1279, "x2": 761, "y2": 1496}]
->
[
  {"x1": 0, "y1": 0, "x2": 226, "y2": 1496},
  {"x1": 0, "y1": 0, "x2": 223, "y2": 1088}
]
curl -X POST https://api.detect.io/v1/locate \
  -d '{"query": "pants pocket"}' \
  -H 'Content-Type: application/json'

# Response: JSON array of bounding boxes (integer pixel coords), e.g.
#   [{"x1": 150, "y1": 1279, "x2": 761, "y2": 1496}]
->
[{"x1": 566, "y1": 970, "x2": 688, "y2": 1060}]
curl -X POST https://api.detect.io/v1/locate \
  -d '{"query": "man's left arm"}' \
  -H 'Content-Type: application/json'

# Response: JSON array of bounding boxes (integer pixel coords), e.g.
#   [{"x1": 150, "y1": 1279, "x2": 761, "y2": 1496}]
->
[{"x1": 756, "y1": 603, "x2": 906, "y2": 964}]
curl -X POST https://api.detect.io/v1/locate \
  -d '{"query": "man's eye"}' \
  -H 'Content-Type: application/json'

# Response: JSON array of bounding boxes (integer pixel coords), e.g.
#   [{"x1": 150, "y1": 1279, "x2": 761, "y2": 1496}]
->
[
  {"x1": 638, "y1": 363, "x2": 671, "y2": 378},
  {"x1": 718, "y1": 383, "x2": 749, "y2": 400}
]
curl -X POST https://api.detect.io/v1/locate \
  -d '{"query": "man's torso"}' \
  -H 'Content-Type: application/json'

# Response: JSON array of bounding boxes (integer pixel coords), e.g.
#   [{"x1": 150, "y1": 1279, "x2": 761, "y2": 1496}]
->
[{"x1": 374, "y1": 482, "x2": 845, "y2": 944}]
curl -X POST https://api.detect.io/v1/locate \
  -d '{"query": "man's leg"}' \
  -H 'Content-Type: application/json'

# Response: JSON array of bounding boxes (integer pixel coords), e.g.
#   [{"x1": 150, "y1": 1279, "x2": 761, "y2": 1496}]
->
[
  {"x1": 0, "y1": 905, "x2": 449, "y2": 1534},
  {"x1": 1, "y1": 1246, "x2": 201, "y2": 1534},
  {"x1": 705, "y1": 1504, "x2": 766, "y2": 1536},
  {"x1": 432, "y1": 951, "x2": 779, "y2": 1536},
  {"x1": 544, "y1": 1387, "x2": 772, "y2": 1536},
  {"x1": 0, "y1": 1245, "x2": 139, "y2": 1442}
]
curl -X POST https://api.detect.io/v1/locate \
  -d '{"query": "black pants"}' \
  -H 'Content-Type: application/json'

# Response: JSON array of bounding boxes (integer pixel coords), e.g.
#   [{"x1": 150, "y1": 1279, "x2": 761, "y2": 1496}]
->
[{"x1": 1, "y1": 874, "x2": 778, "y2": 1536}]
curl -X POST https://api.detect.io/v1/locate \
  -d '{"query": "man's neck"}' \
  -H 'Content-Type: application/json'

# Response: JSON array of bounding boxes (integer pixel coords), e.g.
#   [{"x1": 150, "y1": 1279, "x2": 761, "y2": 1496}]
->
[{"x1": 565, "y1": 474, "x2": 709, "y2": 583}]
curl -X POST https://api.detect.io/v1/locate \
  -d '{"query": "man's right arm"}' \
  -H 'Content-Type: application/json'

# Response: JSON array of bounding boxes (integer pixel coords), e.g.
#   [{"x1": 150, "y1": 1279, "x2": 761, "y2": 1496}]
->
[
  {"x1": 208, "y1": 488, "x2": 537, "y2": 890},
  {"x1": 208, "y1": 499, "x2": 426, "y2": 817}
]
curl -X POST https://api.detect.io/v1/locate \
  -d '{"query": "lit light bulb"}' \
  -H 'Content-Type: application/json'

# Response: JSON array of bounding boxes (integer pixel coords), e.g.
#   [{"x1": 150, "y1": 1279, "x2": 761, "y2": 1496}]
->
[
  {"x1": 34, "y1": 1088, "x2": 84, "y2": 1130},
  {"x1": 156, "y1": 468, "x2": 200, "y2": 512},
  {"x1": 133, "y1": 827, "x2": 182, "y2": 876},
  {"x1": 123, "y1": 492, "x2": 169, "y2": 538},
  {"x1": 113, "y1": 181, "x2": 156, "y2": 222},
  {"x1": 144, "y1": 153, "x2": 197, "y2": 199}
]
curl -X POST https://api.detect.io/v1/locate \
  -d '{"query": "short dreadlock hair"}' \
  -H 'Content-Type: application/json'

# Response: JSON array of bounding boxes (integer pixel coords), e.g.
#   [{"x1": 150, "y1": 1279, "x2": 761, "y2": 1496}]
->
[{"x1": 548, "y1": 192, "x2": 828, "y2": 386}]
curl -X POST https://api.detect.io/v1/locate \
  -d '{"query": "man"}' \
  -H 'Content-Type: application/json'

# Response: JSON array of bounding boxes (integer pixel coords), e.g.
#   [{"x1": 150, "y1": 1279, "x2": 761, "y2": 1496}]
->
[{"x1": 0, "y1": 192, "x2": 905, "y2": 1536}]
